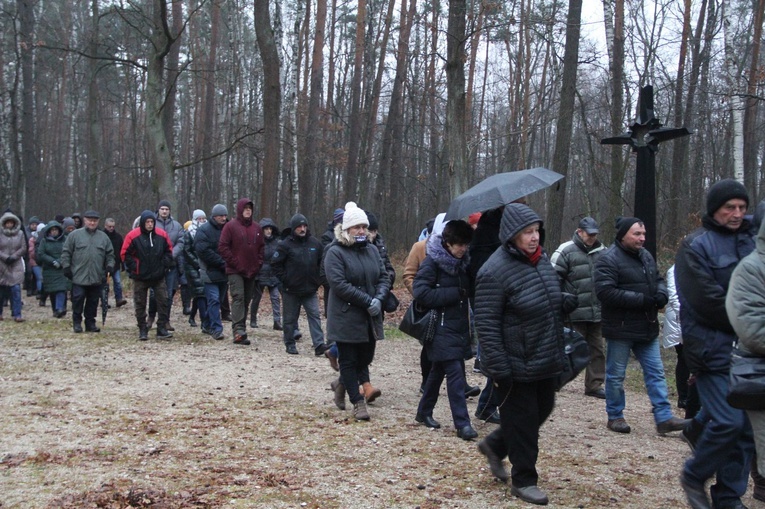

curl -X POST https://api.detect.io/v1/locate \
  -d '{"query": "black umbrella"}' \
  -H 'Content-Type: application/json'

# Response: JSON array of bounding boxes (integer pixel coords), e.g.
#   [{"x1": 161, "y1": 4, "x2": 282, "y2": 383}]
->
[
  {"x1": 101, "y1": 277, "x2": 109, "y2": 325},
  {"x1": 444, "y1": 167, "x2": 564, "y2": 220}
]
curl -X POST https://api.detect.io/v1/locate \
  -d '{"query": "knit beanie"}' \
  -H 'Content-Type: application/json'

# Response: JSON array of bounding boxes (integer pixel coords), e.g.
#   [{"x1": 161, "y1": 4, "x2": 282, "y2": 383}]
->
[
  {"x1": 62, "y1": 217, "x2": 75, "y2": 230},
  {"x1": 366, "y1": 211, "x2": 379, "y2": 231},
  {"x1": 192, "y1": 209, "x2": 206, "y2": 221},
  {"x1": 211, "y1": 204, "x2": 228, "y2": 217},
  {"x1": 158, "y1": 199, "x2": 172, "y2": 210},
  {"x1": 332, "y1": 208, "x2": 345, "y2": 226},
  {"x1": 706, "y1": 179, "x2": 749, "y2": 216},
  {"x1": 341, "y1": 202, "x2": 368, "y2": 230},
  {"x1": 290, "y1": 213, "x2": 308, "y2": 230},
  {"x1": 615, "y1": 216, "x2": 641, "y2": 242}
]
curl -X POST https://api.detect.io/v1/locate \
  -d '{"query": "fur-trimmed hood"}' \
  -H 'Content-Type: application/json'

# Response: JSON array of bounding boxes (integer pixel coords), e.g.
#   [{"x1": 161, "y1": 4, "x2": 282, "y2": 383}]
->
[{"x1": 1, "y1": 212, "x2": 21, "y2": 236}]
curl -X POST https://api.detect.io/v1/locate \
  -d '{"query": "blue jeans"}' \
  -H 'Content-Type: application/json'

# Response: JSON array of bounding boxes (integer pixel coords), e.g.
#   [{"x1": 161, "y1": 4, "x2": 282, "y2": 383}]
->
[
  {"x1": 0, "y1": 284, "x2": 22, "y2": 317},
  {"x1": 684, "y1": 371, "x2": 754, "y2": 507},
  {"x1": 112, "y1": 270, "x2": 124, "y2": 301},
  {"x1": 204, "y1": 281, "x2": 228, "y2": 335},
  {"x1": 282, "y1": 292, "x2": 324, "y2": 351},
  {"x1": 53, "y1": 291, "x2": 67, "y2": 313},
  {"x1": 32, "y1": 266, "x2": 43, "y2": 292},
  {"x1": 605, "y1": 337, "x2": 673, "y2": 423}
]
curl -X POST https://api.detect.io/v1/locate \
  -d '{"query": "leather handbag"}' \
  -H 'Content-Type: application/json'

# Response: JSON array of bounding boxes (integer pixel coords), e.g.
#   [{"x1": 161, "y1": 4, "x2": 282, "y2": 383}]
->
[
  {"x1": 383, "y1": 290, "x2": 400, "y2": 313},
  {"x1": 555, "y1": 326, "x2": 590, "y2": 391},
  {"x1": 398, "y1": 300, "x2": 437, "y2": 344},
  {"x1": 726, "y1": 349, "x2": 765, "y2": 410}
]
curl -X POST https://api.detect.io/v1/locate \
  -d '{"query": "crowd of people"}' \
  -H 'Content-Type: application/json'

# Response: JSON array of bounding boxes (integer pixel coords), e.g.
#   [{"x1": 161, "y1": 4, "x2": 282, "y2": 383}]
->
[{"x1": 2, "y1": 179, "x2": 764, "y2": 507}]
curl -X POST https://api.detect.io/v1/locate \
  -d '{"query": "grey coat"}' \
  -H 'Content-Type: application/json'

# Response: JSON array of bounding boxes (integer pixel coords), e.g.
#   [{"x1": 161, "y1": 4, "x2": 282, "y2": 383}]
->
[
  {"x1": 0, "y1": 212, "x2": 27, "y2": 286},
  {"x1": 324, "y1": 225, "x2": 390, "y2": 344}
]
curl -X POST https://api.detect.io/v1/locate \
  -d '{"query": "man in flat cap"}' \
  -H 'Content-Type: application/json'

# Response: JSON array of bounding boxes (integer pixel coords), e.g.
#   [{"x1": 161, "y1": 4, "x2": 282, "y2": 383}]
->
[
  {"x1": 61, "y1": 210, "x2": 115, "y2": 333},
  {"x1": 551, "y1": 216, "x2": 606, "y2": 399}
]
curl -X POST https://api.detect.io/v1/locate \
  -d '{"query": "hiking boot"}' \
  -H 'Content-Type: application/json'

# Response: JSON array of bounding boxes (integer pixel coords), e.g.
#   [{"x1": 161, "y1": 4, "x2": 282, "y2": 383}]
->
[
  {"x1": 201, "y1": 326, "x2": 211, "y2": 335},
  {"x1": 116, "y1": 299, "x2": 128, "y2": 308},
  {"x1": 233, "y1": 334, "x2": 251, "y2": 345},
  {"x1": 325, "y1": 349, "x2": 339, "y2": 371},
  {"x1": 362, "y1": 382, "x2": 381, "y2": 403},
  {"x1": 314, "y1": 343, "x2": 329, "y2": 356},
  {"x1": 138, "y1": 326, "x2": 149, "y2": 341},
  {"x1": 212, "y1": 330, "x2": 225, "y2": 341},
  {"x1": 85, "y1": 325, "x2": 100, "y2": 333},
  {"x1": 157, "y1": 327, "x2": 173, "y2": 339},
  {"x1": 73, "y1": 324, "x2": 83, "y2": 333},
  {"x1": 511, "y1": 485, "x2": 549, "y2": 506},
  {"x1": 607, "y1": 418, "x2": 631, "y2": 433},
  {"x1": 478, "y1": 439, "x2": 509, "y2": 482},
  {"x1": 680, "y1": 472, "x2": 711, "y2": 509},
  {"x1": 188, "y1": 317, "x2": 197, "y2": 327},
  {"x1": 457, "y1": 425, "x2": 478, "y2": 440},
  {"x1": 286, "y1": 344, "x2": 299, "y2": 355},
  {"x1": 182, "y1": 305, "x2": 192, "y2": 316},
  {"x1": 465, "y1": 385, "x2": 481, "y2": 398},
  {"x1": 331, "y1": 378, "x2": 346, "y2": 410},
  {"x1": 475, "y1": 409, "x2": 501, "y2": 424},
  {"x1": 681, "y1": 419, "x2": 704, "y2": 452},
  {"x1": 250, "y1": 320, "x2": 258, "y2": 328},
  {"x1": 273, "y1": 321, "x2": 283, "y2": 331},
  {"x1": 657, "y1": 416, "x2": 690, "y2": 434},
  {"x1": 353, "y1": 400, "x2": 370, "y2": 421},
  {"x1": 585, "y1": 388, "x2": 606, "y2": 399}
]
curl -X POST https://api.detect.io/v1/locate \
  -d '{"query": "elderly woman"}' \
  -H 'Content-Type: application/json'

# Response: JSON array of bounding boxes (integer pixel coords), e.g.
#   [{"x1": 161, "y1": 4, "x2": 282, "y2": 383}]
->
[
  {"x1": 36, "y1": 221, "x2": 71, "y2": 318},
  {"x1": 0, "y1": 211, "x2": 28, "y2": 322},
  {"x1": 413, "y1": 219, "x2": 477, "y2": 440},
  {"x1": 324, "y1": 202, "x2": 391, "y2": 421},
  {"x1": 474, "y1": 203, "x2": 575, "y2": 506}
]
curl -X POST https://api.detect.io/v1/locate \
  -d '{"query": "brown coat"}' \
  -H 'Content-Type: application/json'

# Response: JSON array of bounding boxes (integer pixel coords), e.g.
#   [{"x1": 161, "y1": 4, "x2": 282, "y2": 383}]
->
[{"x1": 403, "y1": 239, "x2": 427, "y2": 296}]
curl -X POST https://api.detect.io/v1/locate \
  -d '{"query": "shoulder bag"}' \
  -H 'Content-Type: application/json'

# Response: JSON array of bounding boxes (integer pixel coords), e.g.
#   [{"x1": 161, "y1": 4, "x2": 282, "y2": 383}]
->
[
  {"x1": 399, "y1": 300, "x2": 437, "y2": 345},
  {"x1": 726, "y1": 348, "x2": 765, "y2": 410},
  {"x1": 555, "y1": 324, "x2": 590, "y2": 391}
]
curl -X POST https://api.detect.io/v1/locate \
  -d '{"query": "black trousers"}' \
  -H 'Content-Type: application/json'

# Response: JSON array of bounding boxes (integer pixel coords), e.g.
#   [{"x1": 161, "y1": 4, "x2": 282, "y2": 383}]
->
[
  {"x1": 337, "y1": 340, "x2": 376, "y2": 405},
  {"x1": 483, "y1": 377, "x2": 556, "y2": 488},
  {"x1": 72, "y1": 283, "x2": 101, "y2": 329}
]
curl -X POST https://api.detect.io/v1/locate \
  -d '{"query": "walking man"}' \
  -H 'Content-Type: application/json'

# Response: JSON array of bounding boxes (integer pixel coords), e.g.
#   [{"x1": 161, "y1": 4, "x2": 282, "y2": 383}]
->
[
  {"x1": 195, "y1": 204, "x2": 228, "y2": 341},
  {"x1": 61, "y1": 210, "x2": 115, "y2": 333},
  {"x1": 218, "y1": 198, "x2": 265, "y2": 346},
  {"x1": 103, "y1": 217, "x2": 128, "y2": 308},
  {"x1": 150, "y1": 199, "x2": 184, "y2": 329},
  {"x1": 271, "y1": 213, "x2": 328, "y2": 356},
  {"x1": 676, "y1": 179, "x2": 755, "y2": 509},
  {"x1": 593, "y1": 217, "x2": 687, "y2": 434},
  {"x1": 551, "y1": 217, "x2": 606, "y2": 398}
]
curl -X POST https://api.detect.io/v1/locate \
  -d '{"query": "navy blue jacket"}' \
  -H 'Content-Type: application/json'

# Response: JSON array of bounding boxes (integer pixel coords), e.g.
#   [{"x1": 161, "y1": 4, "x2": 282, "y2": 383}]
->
[
  {"x1": 195, "y1": 219, "x2": 227, "y2": 283},
  {"x1": 675, "y1": 215, "x2": 754, "y2": 373}
]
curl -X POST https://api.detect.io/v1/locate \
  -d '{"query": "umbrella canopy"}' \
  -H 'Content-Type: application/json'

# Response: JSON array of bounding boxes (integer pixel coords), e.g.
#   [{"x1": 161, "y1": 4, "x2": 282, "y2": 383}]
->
[
  {"x1": 445, "y1": 167, "x2": 564, "y2": 220},
  {"x1": 101, "y1": 278, "x2": 109, "y2": 325}
]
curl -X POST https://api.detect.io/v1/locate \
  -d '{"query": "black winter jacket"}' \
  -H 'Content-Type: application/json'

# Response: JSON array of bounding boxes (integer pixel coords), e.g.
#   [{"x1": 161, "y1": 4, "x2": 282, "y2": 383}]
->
[
  {"x1": 195, "y1": 219, "x2": 227, "y2": 283},
  {"x1": 475, "y1": 204, "x2": 566, "y2": 383},
  {"x1": 593, "y1": 240, "x2": 667, "y2": 342},
  {"x1": 675, "y1": 215, "x2": 754, "y2": 372},
  {"x1": 122, "y1": 211, "x2": 174, "y2": 281},
  {"x1": 413, "y1": 235, "x2": 472, "y2": 362},
  {"x1": 257, "y1": 218, "x2": 281, "y2": 287},
  {"x1": 324, "y1": 224, "x2": 390, "y2": 344},
  {"x1": 271, "y1": 232, "x2": 323, "y2": 295},
  {"x1": 181, "y1": 229, "x2": 204, "y2": 297}
]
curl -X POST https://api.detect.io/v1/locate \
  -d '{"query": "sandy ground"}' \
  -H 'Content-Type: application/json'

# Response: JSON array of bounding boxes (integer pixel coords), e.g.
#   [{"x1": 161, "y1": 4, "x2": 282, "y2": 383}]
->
[{"x1": 0, "y1": 289, "x2": 761, "y2": 508}]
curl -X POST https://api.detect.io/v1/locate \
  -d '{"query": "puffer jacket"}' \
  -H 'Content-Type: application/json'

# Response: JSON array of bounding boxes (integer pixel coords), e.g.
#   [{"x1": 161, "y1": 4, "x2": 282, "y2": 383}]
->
[
  {"x1": 121, "y1": 210, "x2": 174, "y2": 281},
  {"x1": 195, "y1": 219, "x2": 227, "y2": 283},
  {"x1": 413, "y1": 235, "x2": 472, "y2": 362},
  {"x1": 324, "y1": 224, "x2": 391, "y2": 344},
  {"x1": 0, "y1": 212, "x2": 27, "y2": 286},
  {"x1": 727, "y1": 218, "x2": 765, "y2": 356},
  {"x1": 474, "y1": 204, "x2": 565, "y2": 383},
  {"x1": 676, "y1": 215, "x2": 755, "y2": 372},
  {"x1": 219, "y1": 198, "x2": 264, "y2": 278},
  {"x1": 61, "y1": 225, "x2": 115, "y2": 286},
  {"x1": 256, "y1": 218, "x2": 280, "y2": 287},
  {"x1": 551, "y1": 232, "x2": 605, "y2": 322},
  {"x1": 661, "y1": 265, "x2": 682, "y2": 348},
  {"x1": 594, "y1": 240, "x2": 667, "y2": 343},
  {"x1": 36, "y1": 222, "x2": 70, "y2": 293}
]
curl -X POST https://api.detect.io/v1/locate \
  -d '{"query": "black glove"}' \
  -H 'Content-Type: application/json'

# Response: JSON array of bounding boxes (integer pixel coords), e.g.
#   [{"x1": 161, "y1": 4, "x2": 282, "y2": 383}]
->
[
  {"x1": 6, "y1": 255, "x2": 17, "y2": 264},
  {"x1": 642, "y1": 294, "x2": 656, "y2": 310},
  {"x1": 654, "y1": 293, "x2": 668, "y2": 309},
  {"x1": 64, "y1": 267, "x2": 73, "y2": 280},
  {"x1": 562, "y1": 293, "x2": 579, "y2": 314}
]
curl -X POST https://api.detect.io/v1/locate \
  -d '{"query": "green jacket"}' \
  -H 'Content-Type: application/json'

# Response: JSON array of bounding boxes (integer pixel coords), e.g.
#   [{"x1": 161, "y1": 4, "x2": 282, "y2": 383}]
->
[
  {"x1": 61, "y1": 227, "x2": 115, "y2": 286},
  {"x1": 36, "y1": 221, "x2": 71, "y2": 293}
]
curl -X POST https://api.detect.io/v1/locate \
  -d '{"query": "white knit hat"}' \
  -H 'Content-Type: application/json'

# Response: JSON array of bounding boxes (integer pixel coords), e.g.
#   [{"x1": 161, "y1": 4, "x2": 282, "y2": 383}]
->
[
  {"x1": 341, "y1": 202, "x2": 369, "y2": 230},
  {"x1": 192, "y1": 209, "x2": 206, "y2": 221}
]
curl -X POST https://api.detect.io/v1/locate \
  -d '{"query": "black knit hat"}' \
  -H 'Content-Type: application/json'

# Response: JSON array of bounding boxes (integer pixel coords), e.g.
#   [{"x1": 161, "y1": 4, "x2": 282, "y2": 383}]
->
[
  {"x1": 706, "y1": 179, "x2": 749, "y2": 216},
  {"x1": 366, "y1": 211, "x2": 379, "y2": 231},
  {"x1": 158, "y1": 199, "x2": 172, "y2": 210},
  {"x1": 615, "y1": 216, "x2": 641, "y2": 242}
]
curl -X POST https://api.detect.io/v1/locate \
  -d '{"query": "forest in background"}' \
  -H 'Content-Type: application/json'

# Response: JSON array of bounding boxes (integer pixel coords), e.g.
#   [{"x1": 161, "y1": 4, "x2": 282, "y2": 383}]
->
[{"x1": 1, "y1": 0, "x2": 764, "y2": 257}]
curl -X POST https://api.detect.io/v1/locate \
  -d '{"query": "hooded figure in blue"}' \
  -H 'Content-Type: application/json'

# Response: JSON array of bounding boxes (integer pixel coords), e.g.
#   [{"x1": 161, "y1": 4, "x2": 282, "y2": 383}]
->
[{"x1": 413, "y1": 219, "x2": 477, "y2": 440}]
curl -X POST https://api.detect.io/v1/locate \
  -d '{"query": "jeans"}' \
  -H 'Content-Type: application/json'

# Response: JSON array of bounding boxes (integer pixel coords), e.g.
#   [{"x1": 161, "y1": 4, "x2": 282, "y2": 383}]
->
[
  {"x1": 684, "y1": 371, "x2": 754, "y2": 507},
  {"x1": 32, "y1": 266, "x2": 43, "y2": 293},
  {"x1": 228, "y1": 274, "x2": 257, "y2": 336},
  {"x1": 282, "y1": 292, "x2": 324, "y2": 351},
  {"x1": 251, "y1": 284, "x2": 282, "y2": 324},
  {"x1": 53, "y1": 291, "x2": 67, "y2": 313},
  {"x1": 204, "y1": 281, "x2": 228, "y2": 335},
  {"x1": 195, "y1": 297, "x2": 209, "y2": 330},
  {"x1": 0, "y1": 284, "x2": 22, "y2": 317},
  {"x1": 72, "y1": 283, "x2": 101, "y2": 329},
  {"x1": 605, "y1": 337, "x2": 673, "y2": 423},
  {"x1": 112, "y1": 269, "x2": 124, "y2": 302},
  {"x1": 417, "y1": 359, "x2": 471, "y2": 429}
]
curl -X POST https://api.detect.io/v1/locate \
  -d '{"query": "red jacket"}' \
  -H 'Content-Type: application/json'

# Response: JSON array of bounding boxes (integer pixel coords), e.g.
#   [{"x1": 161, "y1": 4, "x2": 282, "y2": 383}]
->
[{"x1": 218, "y1": 198, "x2": 265, "y2": 278}]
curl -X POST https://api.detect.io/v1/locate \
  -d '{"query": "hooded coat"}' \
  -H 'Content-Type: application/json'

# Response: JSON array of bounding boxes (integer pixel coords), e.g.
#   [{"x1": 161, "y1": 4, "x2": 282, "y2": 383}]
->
[
  {"x1": 413, "y1": 234, "x2": 472, "y2": 362},
  {"x1": 36, "y1": 221, "x2": 70, "y2": 293},
  {"x1": 257, "y1": 218, "x2": 281, "y2": 287},
  {"x1": 324, "y1": 223, "x2": 391, "y2": 344},
  {"x1": 121, "y1": 210, "x2": 174, "y2": 281},
  {"x1": 0, "y1": 212, "x2": 27, "y2": 286},
  {"x1": 218, "y1": 198, "x2": 265, "y2": 278},
  {"x1": 474, "y1": 204, "x2": 565, "y2": 383}
]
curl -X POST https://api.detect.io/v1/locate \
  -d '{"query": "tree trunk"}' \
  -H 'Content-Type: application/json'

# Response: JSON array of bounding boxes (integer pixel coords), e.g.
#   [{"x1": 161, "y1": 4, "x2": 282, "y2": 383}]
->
[
  {"x1": 18, "y1": 0, "x2": 36, "y2": 215},
  {"x1": 445, "y1": 0, "x2": 468, "y2": 199},
  {"x1": 255, "y1": 0, "x2": 281, "y2": 218},
  {"x1": 744, "y1": 0, "x2": 765, "y2": 198},
  {"x1": 546, "y1": 0, "x2": 582, "y2": 251},
  {"x1": 722, "y1": 0, "x2": 744, "y2": 183},
  {"x1": 343, "y1": 0, "x2": 366, "y2": 201},
  {"x1": 87, "y1": 0, "x2": 102, "y2": 209},
  {"x1": 604, "y1": 0, "x2": 625, "y2": 242}
]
